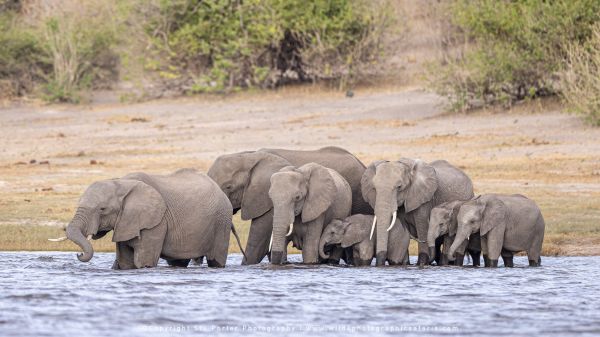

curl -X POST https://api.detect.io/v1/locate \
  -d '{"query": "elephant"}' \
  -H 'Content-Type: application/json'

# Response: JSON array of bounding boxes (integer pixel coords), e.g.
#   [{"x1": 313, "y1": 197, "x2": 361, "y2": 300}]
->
[
  {"x1": 207, "y1": 146, "x2": 372, "y2": 265},
  {"x1": 319, "y1": 214, "x2": 410, "y2": 266},
  {"x1": 448, "y1": 194, "x2": 545, "y2": 267},
  {"x1": 49, "y1": 169, "x2": 242, "y2": 269},
  {"x1": 268, "y1": 163, "x2": 352, "y2": 264},
  {"x1": 361, "y1": 159, "x2": 474, "y2": 267},
  {"x1": 427, "y1": 200, "x2": 482, "y2": 266}
]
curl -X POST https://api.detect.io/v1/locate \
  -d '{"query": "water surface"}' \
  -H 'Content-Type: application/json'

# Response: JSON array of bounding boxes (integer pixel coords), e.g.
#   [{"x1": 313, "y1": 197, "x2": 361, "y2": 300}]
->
[{"x1": 1, "y1": 252, "x2": 599, "y2": 336}]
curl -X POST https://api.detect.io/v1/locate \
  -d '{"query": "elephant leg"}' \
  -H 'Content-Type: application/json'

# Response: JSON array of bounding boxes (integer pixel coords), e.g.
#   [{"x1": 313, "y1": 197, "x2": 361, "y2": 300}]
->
[
  {"x1": 326, "y1": 246, "x2": 344, "y2": 265},
  {"x1": 132, "y1": 223, "x2": 167, "y2": 268},
  {"x1": 243, "y1": 209, "x2": 273, "y2": 265},
  {"x1": 413, "y1": 208, "x2": 433, "y2": 266},
  {"x1": 485, "y1": 230, "x2": 503, "y2": 268},
  {"x1": 301, "y1": 216, "x2": 325, "y2": 264},
  {"x1": 501, "y1": 249, "x2": 514, "y2": 268},
  {"x1": 481, "y1": 237, "x2": 490, "y2": 267},
  {"x1": 115, "y1": 242, "x2": 135, "y2": 270},
  {"x1": 434, "y1": 236, "x2": 444, "y2": 265},
  {"x1": 470, "y1": 250, "x2": 481, "y2": 267},
  {"x1": 454, "y1": 253, "x2": 464, "y2": 266},
  {"x1": 527, "y1": 228, "x2": 544, "y2": 267},
  {"x1": 208, "y1": 214, "x2": 232, "y2": 268},
  {"x1": 166, "y1": 259, "x2": 191, "y2": 268},
  {"x1": 193, "y1": 257, "x2": 204, "y2": 265}
]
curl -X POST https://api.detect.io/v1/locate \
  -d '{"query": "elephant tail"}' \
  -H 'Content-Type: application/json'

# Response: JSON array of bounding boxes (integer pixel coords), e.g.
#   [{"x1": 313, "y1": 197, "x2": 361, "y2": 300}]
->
[{"x1": 231, "y1": 223, "x2": 247, "y2": 261}]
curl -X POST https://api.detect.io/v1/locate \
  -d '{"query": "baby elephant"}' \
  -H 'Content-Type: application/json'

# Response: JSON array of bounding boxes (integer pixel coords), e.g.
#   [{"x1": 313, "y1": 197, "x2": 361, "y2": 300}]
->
[
  {"x1": 428, "y1": 200, "x2": 482, "y2": 266},
  {"x1": 319, "y1": 214, "x2": 410, "y2": 266},
  {"x1": 50, "y1": 169, "x2": 241, "y2": 269},
  {"x1": 448, "y1": 194, "x2": 545, "y2": 267}
]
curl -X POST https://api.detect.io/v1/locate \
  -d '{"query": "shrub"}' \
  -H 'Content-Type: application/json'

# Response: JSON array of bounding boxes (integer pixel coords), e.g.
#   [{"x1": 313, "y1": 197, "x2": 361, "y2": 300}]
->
[
  {"x1": 430, "y1": 0, "x2": 600, "y2": 112},
  {"x1": 562, "y1": 23, "x2": 600, "y2": 126},
  {"x1": 140, "y1": 0, "x2": 393, "y2": 93}
]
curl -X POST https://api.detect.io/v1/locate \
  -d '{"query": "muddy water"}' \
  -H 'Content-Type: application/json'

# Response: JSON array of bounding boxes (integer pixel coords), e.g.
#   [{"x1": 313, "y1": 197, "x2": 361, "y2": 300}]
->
[{"x1": 1, "y1": 252, "x2": 599, "y2": 337}]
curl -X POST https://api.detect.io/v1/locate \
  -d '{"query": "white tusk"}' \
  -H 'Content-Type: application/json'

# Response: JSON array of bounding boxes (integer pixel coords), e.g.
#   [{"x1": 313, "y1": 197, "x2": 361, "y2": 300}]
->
[
  {"x1": 268, "y1": 233, "x2": 273, "y2": 252},
  {"x1": 48, "y1": 236, "x2": 67, "y2": 242},
  {"x1": 387, "y1": 211, "x2": 397, "y2": 232},
  {"x1": 369, "y1": 216, "x2": 377, "y2": 240},
  {"x1": 285, "y1": 223, "x2": 294, "y2": 236},
  {"x1": 87, "y1": 235, "x2": 92, "y2": 241}
]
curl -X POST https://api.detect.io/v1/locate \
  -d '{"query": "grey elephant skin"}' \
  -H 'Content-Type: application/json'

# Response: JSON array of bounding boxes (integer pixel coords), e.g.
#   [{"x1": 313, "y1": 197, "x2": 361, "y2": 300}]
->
[
  {"x1": 448, "y1": 194, "x2": 545, "y2": 267},
  {"x1": 207, "y1": 146, "x2": 371, "y2": 265},
  {"x1": 319, "y1": 214, "x2": 410, "y2": 266},
  {"x1": 269, "y1": 163, "x2": 352, "y2": 264},
  {"x1": 362, "y1": 159, "x2": 474, "y2": 266},
  {"x1": 428, "y1": 200, "x2": 482, "y2": 266},
  {"x1": 61, "y1": 169, "x2": 233, "y2": 269}
]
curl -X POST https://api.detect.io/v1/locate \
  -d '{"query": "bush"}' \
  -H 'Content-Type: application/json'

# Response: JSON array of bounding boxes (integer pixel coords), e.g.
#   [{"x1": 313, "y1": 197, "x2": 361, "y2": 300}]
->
[
  {"x1": 140, "y1": 0, "x2": 393, "y2": 93},
  {"x1": 430, "y1": 0, "x2": 600, "y2": 112},
  {"x1": 562, "y1": 23, "x2": 600, "y2": 126}
]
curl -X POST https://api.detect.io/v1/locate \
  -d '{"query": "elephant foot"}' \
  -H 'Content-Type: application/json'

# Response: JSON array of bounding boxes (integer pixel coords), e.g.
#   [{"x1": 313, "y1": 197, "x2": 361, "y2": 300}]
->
[
  {"x1": 503, "y1": 256, "x2": 514, "y2": 268},
  {"x1": 375, "y1": 252, "x2": 387, "y2": 266},
  {"x1": 529, "y1": 258, "x2": 541, "y2": 267},
  {"x1": 270, "y1": 251, "x2": 284, "y2": 265},
  {"x1": 483, "y1": 255, "x2": 490, "y2": 267},
  {"x1": 112, "y1": 260, "x2": 120, "y2": 270},
  {"x1": 207, "y1": 259, "x2": 225, "y2": 268},
  {"x1": 387, "y1": 259, "x2": 404, "y2": 266},
  {"x1": 471, "y1": 252, "x2": 481, "y2": 266},
  {"x1": 488, "y1": 259, "x2": 498, "y2": 268},
  {"x1": 167, "y1": 259, "x2": 191, "y2": 268},
  {"x1": 440, "y1": 254, "x2": 449, "y2": 266},
  {"x1": 454, "y1": 253, "x2": 464, "y2": 266},
  {"x1": 354, "y1": 259, "x2": 373, "y2": 267},
  {"x1": 417, "y1": 253, "x2": 429, "y2": 266}
]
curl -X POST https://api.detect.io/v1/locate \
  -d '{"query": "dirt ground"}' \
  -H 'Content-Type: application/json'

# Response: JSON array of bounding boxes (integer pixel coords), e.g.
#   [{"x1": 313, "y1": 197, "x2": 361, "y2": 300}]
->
[{"x1": 1, "y1": 86, "x2": 599, "y2": 255}]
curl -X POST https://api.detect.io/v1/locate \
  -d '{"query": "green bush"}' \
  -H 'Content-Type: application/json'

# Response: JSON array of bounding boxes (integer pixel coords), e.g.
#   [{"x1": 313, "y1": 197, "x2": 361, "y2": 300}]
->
[
  {"x1": 142, "y1": 0, "x2": 392, "y2": 92},
  {"x1": 562, "y1": 23, "x2": 600, "y2": 126},
  {"x1": 430, "y1": 0, "x2": 600, "y2": 112}
]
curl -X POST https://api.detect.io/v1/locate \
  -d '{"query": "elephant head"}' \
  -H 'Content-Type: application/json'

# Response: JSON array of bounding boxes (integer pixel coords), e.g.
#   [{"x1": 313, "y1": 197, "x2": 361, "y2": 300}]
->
[
  {"x1": 319, "y1": 218, "x2": 371, "y2": 259},
  {"x1": 268, "y1": 163, "x2": 336, "y2": 264},
  {"x1": 49, "y1": 179, "x2": 166, "y2": 262},
  {"x1": 427, "y1": 200, "x2": 464, "y2": 249},
  {"x1": 207, "y1": 151, "x2": 290, "y2": 220},
  {"x1": 448, "y1": 196, "x2": 507, "y2": 257},
  {"x1": 361, "y1": 159, "x2": 438, "y2": 266}
]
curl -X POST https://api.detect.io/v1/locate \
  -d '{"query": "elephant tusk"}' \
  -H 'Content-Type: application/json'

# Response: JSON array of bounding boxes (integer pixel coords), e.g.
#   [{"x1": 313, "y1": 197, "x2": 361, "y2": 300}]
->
[
  {"x1": 286, "y1": 223, "x2": 294, "y2": 236},
  {"x1": 268, "y1": 233, "x2": 273, "y2": 252},
  {"x1": 48, "y1": 236, "x2": 67, "y2": 242},
  {"x1": 87, "y1": 235, "x2": 93, "y2": 241},
  {"x1": 387, "y1": 211, "x2": 397, "y2": 232},
  {"x1": 369, "y1": 216, "x2": 377, "y2": 240}
]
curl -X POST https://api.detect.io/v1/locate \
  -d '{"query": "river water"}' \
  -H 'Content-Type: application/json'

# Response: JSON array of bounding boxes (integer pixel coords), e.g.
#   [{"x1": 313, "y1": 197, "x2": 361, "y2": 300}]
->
[{"x1": 1, "y1": 252, "x2": 599, "y2": 337}]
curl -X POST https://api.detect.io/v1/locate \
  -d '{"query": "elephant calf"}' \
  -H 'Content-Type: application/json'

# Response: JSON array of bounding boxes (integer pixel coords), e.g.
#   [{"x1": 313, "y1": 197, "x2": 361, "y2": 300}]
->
[
  {"x1": 319, "y1": 214, "x2": 410, "y2": 266},
  {"x1": 428, "y1": 200, "x2": 482, "y2": 266},
  {"x1": 448, "y1": 194, "x2": 545, "y2": 267},
  {"x1": 50, "y1": 169, "x2": 239, "y2": 269}
]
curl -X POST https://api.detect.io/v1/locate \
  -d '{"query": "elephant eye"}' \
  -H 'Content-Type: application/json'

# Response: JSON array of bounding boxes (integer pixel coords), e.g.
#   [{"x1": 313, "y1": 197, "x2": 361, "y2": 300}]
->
[
  {"x1": 224, "y1": 184, "x2": 233, "y2": 191},
  {"x1": 294, "y1": 194, "x2": 301, "y2": 201},
  {"x1": 100, "y1": 207, "x2": 106, "y2": 211}
]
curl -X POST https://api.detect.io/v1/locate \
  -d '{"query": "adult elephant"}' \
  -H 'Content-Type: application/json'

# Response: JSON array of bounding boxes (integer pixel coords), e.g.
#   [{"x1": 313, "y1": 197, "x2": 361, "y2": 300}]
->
[
  {"x1": 361, "y1": 159, "x2": 474, "y2": 266},
  {"x1": 207, "y1": 146, "x2": 371, "y2": 265},
  {"x1": 269, "y1": 163, "x2": 352, "y2": 264},
  {"x1": 49, "y1": 169, "x2": 241, "y2": 269}
]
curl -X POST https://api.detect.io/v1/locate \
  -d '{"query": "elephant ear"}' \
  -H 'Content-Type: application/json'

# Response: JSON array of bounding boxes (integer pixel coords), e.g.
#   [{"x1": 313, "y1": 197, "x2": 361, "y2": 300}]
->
[
  {"x1": 448, "y1": 201, "x2": 464, "y2": 237},
  {"x1": 398, "y1": 159, "x2": 438, "y2": 213},
  {"x1": 300, "y1": 164, "x2": 336, "y2": 223},
  {"x1": 361, "y1": 160, "x2": 386, "y2": 209},
  {"x1": 113, "y1": 180, "x2": 167, "y2": 243},
  {"x1": 240, "y1": 153, "x2": 289, "y2": 221},
  {"x1": 341, "y1": 220, "x2": 370, "y2": 248},
  {"x1": 480, "y1": 197, "x2": 507, "y2": 236}
]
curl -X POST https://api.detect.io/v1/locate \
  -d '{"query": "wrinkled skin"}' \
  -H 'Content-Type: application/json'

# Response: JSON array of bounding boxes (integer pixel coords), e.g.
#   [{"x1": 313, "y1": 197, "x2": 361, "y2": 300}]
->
[
  {"x1": 428, "y1": 200, "x2": 482, "y2": 266},
  {"x1": 449, "y1": 194, "x2": 545, "y2": 268},
  {"x1": 268, "y1": 163, "x2": 352, "y2": 264},
  {"x1": 362, "y1": 159, "x2": 474, "y2": 267},
  {"x1": 57, "y1": 169, "x2": 234, "y2": 269},
  {"x1": 319, "y1": 214, "x2": 410, "y2": 266},
  {"x1": 207, "y1": 147, "x2": 371, "y2": 265}
]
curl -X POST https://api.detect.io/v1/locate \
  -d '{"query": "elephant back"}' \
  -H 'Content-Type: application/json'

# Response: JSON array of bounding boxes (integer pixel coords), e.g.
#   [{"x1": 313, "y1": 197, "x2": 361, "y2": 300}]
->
[{"x1": 430, "y1": 160, "x2": 474, "y2": 206}]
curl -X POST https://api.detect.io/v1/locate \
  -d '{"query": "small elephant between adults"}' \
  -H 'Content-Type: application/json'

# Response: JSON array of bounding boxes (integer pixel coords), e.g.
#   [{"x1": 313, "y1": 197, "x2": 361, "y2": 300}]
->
[
  {"x1": 268, "y1": 163, "x2": 352, "y2": 264},
  {"x1": 49, "y1": 169, "x2": 243, "y2": 269},
  {"x1": 448, "y1": 194, "x2": 545, "y2": 267},
  {"x1": 361, "y1": 159, "x2": 474, "y2": 267},
  {"x1": 319, "y1": 214, "x2": 410, "y2": 266}
]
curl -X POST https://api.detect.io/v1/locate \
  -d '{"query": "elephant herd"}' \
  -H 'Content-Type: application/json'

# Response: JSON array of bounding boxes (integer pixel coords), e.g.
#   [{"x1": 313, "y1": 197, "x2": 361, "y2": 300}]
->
[{"x1": 49, "y1": 147, "x2": 545, "y2": 269}]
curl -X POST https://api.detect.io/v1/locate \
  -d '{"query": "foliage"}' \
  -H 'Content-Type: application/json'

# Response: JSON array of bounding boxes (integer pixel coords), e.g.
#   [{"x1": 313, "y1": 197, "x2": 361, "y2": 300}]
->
[
  {"x1": 142, "y1": 0, "x2": 393, "y2": 92},
  {"x1": 562, "y1": 23, "x2": 600, "y2": 126},
  {"x1": 430, "y1": 0, "x2": 600, "y2": 112}
]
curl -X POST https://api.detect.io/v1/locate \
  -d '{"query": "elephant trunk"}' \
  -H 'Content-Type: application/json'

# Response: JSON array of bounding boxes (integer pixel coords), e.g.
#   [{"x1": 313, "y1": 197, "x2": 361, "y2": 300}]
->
[
  {"x1": 448, "y1": 227, "x2": 469, "y2": 258},
  {"x1": 65, "y1": 207, "x2": 97, "y2": 262},
  {"x1": 270, "y1": 205, "x2": 294, "y2": 265},
  {"x1": 374, "y1": 193, "x2": 396, "y2": 266},
  {"x1": 427, "y1": 226, "x2": 438, "y2": 250},
  {"x1": 319, "y1": 235, "x2": 330, "y2": 260}
]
